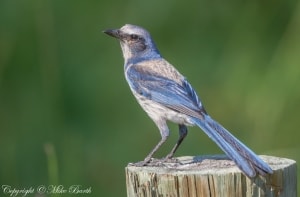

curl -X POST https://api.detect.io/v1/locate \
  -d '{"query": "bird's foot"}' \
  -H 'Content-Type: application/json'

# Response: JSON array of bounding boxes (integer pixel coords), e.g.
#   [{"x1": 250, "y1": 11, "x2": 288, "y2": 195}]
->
[
  {"x1": 161, "y1": 154, "x2": 179, "y2": 163},
  {"x1": 130, "y1": 155, "x2": 180, "y2": 167},
  {"x1": 132, "y1": 156, "x2": 158, "y2": 167},
  {"x1": 134, "y1": 160, "x2": 149, "y2": 167},
  {"x1": 162, "y1": 152, "x2": 175, "y2": 161},
  {"x1": 132, "y1": 157, "x2": 171, "y2": 167}
]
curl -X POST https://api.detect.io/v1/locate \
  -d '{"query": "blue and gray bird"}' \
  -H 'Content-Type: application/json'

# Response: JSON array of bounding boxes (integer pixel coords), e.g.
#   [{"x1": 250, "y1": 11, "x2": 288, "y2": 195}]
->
[{"x1": 103, "y1": 24, "x2": 272, "y2": 177}]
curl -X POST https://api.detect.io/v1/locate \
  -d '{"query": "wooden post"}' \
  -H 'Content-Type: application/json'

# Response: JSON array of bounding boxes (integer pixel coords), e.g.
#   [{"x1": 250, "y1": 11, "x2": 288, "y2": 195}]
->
[{"x1": 125, "y1": 155, "x2": 296, "y2": 197}]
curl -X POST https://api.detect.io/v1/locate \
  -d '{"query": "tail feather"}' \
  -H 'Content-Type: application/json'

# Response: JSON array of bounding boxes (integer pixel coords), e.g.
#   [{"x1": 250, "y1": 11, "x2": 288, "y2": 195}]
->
[{"x1": 192, "y1": 115, "x2": 273, "y2": 177}]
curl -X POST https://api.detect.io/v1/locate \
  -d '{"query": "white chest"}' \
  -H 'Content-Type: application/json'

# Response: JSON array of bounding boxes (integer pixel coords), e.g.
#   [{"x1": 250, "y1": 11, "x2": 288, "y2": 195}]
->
[{"x1": 133, "y1": 92, "x2": 195, "y2": 126}]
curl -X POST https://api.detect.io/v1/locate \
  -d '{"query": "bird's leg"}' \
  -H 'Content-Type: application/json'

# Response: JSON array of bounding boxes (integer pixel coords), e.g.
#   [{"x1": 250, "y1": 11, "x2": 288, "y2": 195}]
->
[
  {"x1": 141, "y1": 135, "x2": 168, "y2": 165},
  {"x1": 164, "y1": 124, "x2": 188, "y2": 160},
  {"x1": 135, "y1": 119, "x2": 170, "y2": 166}
]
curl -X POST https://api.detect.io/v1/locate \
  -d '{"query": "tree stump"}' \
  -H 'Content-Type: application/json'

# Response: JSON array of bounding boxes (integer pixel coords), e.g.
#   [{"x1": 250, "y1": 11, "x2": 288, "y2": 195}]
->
[{"x1": 125, "y1": 155, "x2": 296, "y2": 197}]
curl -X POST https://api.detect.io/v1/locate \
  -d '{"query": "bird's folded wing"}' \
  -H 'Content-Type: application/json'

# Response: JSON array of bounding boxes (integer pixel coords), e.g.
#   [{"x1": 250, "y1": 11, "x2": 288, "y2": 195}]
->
[{"x1": 127, "y1": 64, "x2": 205, "y2": 119}]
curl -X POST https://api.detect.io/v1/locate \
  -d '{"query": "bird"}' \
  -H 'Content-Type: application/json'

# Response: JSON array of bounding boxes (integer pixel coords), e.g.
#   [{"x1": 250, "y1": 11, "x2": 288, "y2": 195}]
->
[{"x1": 103, "y1": 24, "x2": 273, "y2": 178}]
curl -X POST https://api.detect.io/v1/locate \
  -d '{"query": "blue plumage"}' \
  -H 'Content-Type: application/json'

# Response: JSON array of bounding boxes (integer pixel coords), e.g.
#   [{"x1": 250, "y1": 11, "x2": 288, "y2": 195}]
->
[{"x1": 104, "y1": 24, "x2": 273, "y2": 177}]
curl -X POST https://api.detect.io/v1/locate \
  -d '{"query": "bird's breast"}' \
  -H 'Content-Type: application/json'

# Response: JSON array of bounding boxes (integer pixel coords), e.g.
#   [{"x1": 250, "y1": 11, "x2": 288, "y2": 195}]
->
[{"x1": 132, "y1": 92, "x2": 195, "y2": 126}]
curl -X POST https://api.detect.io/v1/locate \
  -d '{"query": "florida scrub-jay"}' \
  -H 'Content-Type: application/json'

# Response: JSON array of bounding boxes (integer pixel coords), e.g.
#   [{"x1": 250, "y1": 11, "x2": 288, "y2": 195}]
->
[{"x1": 103, "y1": 24, "x2": 272, "y2": 178}]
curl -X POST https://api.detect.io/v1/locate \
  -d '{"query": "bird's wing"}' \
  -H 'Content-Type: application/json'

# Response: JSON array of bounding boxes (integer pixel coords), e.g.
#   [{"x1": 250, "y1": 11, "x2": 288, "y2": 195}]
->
[{"x1": 126, "y1": 64, "x2": 205, "y2": 119}]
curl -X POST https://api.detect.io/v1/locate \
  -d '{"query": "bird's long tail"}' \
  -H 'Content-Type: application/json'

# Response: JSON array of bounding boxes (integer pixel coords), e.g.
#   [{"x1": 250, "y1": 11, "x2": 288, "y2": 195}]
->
[{"x1": 192, "y1": 115, "x2": 273, "y2": 177}]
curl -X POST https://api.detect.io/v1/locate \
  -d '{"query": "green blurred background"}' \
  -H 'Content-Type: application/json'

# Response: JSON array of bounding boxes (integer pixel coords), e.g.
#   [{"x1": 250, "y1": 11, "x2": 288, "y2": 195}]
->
[{"x1": 0, "y1": 0, "x2": 299, "y2": 196}]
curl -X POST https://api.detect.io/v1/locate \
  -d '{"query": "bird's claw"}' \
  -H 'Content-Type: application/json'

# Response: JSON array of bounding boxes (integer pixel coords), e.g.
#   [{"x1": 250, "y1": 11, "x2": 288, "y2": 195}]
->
[
  {"x1": 162, "y1": 155, "x2": 178, "y2": 163},
  {"x1": 134, "y1": 160, "x2": 149, "y2": 167}
]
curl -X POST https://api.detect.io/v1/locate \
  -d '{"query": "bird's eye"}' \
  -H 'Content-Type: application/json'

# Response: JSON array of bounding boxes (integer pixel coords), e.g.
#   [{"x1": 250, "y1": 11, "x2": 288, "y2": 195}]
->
[{"x1": 130, "y1": 34, "x2": 139, "y2": 40}]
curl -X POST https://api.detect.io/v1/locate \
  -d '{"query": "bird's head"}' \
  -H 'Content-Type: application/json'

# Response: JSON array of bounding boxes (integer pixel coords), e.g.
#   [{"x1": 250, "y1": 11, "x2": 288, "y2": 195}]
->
[{"x1": 103, "y1": 24, "x2": 161, "y2": 61}]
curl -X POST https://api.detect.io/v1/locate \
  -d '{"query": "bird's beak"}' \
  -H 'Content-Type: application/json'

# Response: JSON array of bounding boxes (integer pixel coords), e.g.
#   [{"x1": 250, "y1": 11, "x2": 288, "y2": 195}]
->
[{"x1": 103, "y1": 29, "x2": 122, "y2": 39}]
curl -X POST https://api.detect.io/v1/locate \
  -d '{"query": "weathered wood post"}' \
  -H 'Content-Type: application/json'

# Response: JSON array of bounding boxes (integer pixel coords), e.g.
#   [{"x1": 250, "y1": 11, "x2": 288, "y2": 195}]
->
[{"x1": 125, "y1": 155, "x2": 296, "y2": 197}]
